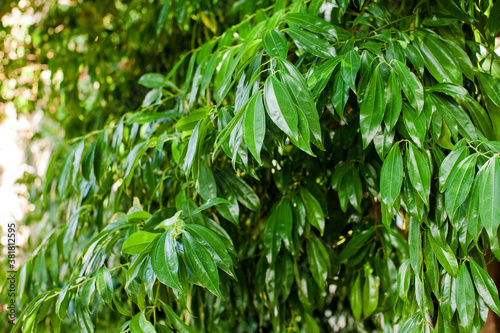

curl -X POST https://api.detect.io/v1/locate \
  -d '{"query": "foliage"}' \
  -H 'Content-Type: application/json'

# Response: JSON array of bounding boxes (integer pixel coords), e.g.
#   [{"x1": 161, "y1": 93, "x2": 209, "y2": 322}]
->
[{"x1": 4, "y1": 0, "x2": 500, "y2": 332}]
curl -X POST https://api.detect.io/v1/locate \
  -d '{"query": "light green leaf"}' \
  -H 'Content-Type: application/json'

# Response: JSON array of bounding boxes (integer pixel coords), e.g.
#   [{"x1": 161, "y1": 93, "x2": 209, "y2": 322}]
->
[
  {"x1": 439, "y1": 145, "x2": 469, "y2": 192},
  {"x1": 350, "y1": 274, "x2": 362, "y2": 321},
  {"x1": 122, "y1": 231, "x2": 160, "y2": 255},
  {"x1": 362, "y1": 266, "x2": 378, "y2": 318},
  {"x1": 130, "y1": 312, "x2": 156, "y2": 333}
]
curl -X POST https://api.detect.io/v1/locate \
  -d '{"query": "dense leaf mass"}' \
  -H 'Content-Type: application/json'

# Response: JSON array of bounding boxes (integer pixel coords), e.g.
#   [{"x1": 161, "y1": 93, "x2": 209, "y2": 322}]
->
[{"x1": 4, "y1": 0, "x2": 500, "y2": 332}]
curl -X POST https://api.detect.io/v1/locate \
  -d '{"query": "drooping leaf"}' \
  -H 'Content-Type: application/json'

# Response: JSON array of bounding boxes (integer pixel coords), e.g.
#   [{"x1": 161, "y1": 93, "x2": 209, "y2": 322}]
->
[
  {"x1": 151, "y1": 231, "x2": 182, "y2": 290},
  {"x1": 360, "y1": 65, "x2": 385, "y2": 148}
]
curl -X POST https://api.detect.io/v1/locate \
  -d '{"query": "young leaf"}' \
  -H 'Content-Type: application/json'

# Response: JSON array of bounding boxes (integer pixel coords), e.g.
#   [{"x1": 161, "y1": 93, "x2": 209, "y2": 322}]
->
[
  {"x1": 122, "y1": 231, "x2": 160, "y2": 255},
  {"x1": 130, "y1": 312, "x2": 156, "y2": 333},
  {"x1": 350, "y1": 274, "x2": 362, "y2": 321}
]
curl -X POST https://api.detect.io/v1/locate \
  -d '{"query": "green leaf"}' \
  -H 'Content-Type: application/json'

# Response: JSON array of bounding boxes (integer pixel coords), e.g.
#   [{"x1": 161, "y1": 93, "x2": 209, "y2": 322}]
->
[
  {"x1": 190, "y1": 198, "x2": 230, "y2": 216},
  {"x1": 428, "y1": 230, "x2": 459, "y2": 277},
  {"x1": 299, "y1": 187, "x2": 325, "y2": 235},
  {"x1": 456, "y1": 264, "x2": 474, "y2": 332},
  {"x1": 362, "y1": 266, "x2": 378, "y2": 318},
  {"x1": 56, "y1": 283, "x2": 72, "y2": 319},
  {"x1": 151, "y1": 230, "x2": 182, "y2": 290},
  {"x1": 198, "y1": 164, "x2": 217, "y2": 200},
  {"x1": 415, "y1": 33, "x2": 462, "y2": 85},
  {"x1": 162, "y1": 304, "x2": 196, "y2": 333},
  {"x1": 284, "y1": 12, "x2": 350, "y2": 41},
  {"x1": 489, "y1": 0, "x2": 500, "y2": 36},
  {"x1": 345, "y1": 168, "x2": 363, "y2": 212},
  {"x1": 278, "y1": 69, "x2": 323, "y2": 149},
  {"x1": 384, "y1": 70, "x2": 402, "y2": 131},
  {"x1": 307, "y1": 235, "x2": 330, "y2": 290},
  {"x1": 130, "y1": 312, "x2": 157, "y2": 333},
  {"x1": 277, "y1": 198, "x2": 293, "y2": 251},
  {"x1": 124, "y1": 141, "x2": 149, "y2": 187},
  {"x1": 57, "y1": 147, "x2": 76, "y2": 196},
  {"x1": 263, "y1": 203, "x2": 281, "y2": 264},
  {"x1": 176, "y1": 108, "x2": 210, "y2": 132},
  {"x1": 380, "y1": 144, "x2": 403, "y2": 209},
  {"x1": 262, "y1": 29, "x2": 288, "y2": 59},
  {"x1": 184, "y1": 224, "x2": 236, "y2": 279},
  {"x1": 219, "y1": 170, "x2": 260, "y2": 211},
  {"x1": 284, "y1": 27, "x2": 336, "y2": 58},
  {"x1": 341, "y1": 49, "x2": 361, "y2": 93},
  {"x1": 338, "y1": 227, "x2": 374, "y2": 261},
  {"x1": 408, "y1": 217, "x2": 422, "y2": 273},
  {"x1": 469, "y1": 259, "x2": 500, "y2": 317},
  {"x1": 242, "y1": 92, "x2": 266, "y2": 164},
  {"x1": 182, "y1": 231, "x2": 223, "y2": 298},
  {"x1": 264, "y1": 75, "x2": 299, "y2": 141},
  {"x1": 479, "y1": 155, "x2": 500, "y2": 239},
  {"x1": 360, "y1": 65, "x2": 385, "y2": 148},
  {"x1": 393, "y1": 60, "x2": 424, "y2": 115},
  {"x1": 122, "y1": 231, "x2": 160, "y2": 255},
  {"x1": 406, "y1": 143, "x2": 431, "y2": 207},
  {"x1": 439, "y1": 145, "x2": 469, "y2": 192},
  {"x1": 349, "y1": 274, "x2": 362, "y2": 321},
  {"x1": 97, "y1": 266, "x2": 113, "y2": 307},
  {"x1": 444, "y1": 154, "x2": 477, "y2": 220},
  {"x1": 139, "y1": 73, "x2": 166, "y2": 88},
  {"x1": 397, "y1": 259, "x2": 411, "y2": 302}
]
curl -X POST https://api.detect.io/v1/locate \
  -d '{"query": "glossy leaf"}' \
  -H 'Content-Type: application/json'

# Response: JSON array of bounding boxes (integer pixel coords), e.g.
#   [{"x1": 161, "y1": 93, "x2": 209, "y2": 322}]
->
[
  {"x1": 284, "y1": 27, "x2": 336, "y2": 58},
  {"x1": 480, "y1": 156, "x2": 500, "y2": 239},
  {"x1": 299, "y1": 187, "x2": 325, "y2": 235},
  {"x1": 183, "y1": 232, "x2": 223, "y2": 298},
  {"x1": 393, "y1": 60, "x2": 424, "y2": 115},
  {"x1": 380, "y1": 143, "x2": 403, "y2": 209},
  {"x1": 242, "y1": 93, "x2": 266, "y2": 164},
  {"x1": 456, "y1": 264, "x2": 474, "y2": 332},
  {"x1": 122, "y1": 231, "x2": 160, "y2": 255},
  {"x1": 130, "y1": 312, "x2": 156, "y2": 333},
  {"x1": 360, "y1": 66, "x2": 385, "y2": 148},
  {"x1": 264, "y1": 75, "x2": 299, "y2": 141},
  {"x1": 262, "y1": 29, "x2": 288, "y2": 59},
  {"x1": 469, "y1": 259, "x2": 500, "y2": 317},
  {"x1": 151, "y1": 231, "x2": 182, "y2": 290},
  {"x1": 341, "y1": 49, "x2": 360, "y2": 93},
  {"x1": 406, "y1": 143, "x2": 431, "y2": 207}
]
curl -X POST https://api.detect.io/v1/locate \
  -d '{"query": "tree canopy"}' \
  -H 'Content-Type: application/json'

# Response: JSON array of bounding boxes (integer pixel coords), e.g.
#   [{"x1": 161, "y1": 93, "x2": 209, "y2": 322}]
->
[{"x1": 2, "y1": 0, "x2": 500, "y2": 332}]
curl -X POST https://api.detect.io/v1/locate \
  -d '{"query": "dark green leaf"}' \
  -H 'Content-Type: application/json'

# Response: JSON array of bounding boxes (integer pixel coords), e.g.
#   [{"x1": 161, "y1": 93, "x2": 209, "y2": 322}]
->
[
  {"x1": 360, "y1": 65, "x2": 385, "y2": 148},
  {"x1": 284, "y1": 27, "x2": 336, "y2": 58},
  {"x1": 151, "y1": 231, "x2": 182, "y2": 290},
  {"x1": 262, "y1": 29, "x2": 288, "y2": 59}
]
